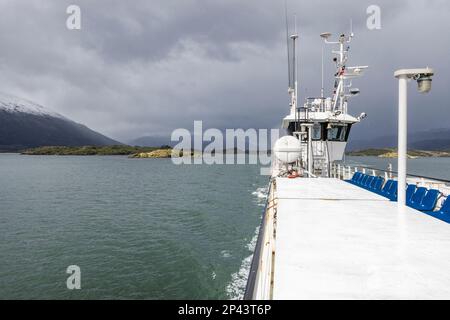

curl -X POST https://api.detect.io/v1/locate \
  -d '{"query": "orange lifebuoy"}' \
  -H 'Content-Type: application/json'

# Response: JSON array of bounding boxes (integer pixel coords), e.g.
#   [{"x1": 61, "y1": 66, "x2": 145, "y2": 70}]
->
[{"x1": 288, "y1": 171, "x2": 300, "y2": 179}]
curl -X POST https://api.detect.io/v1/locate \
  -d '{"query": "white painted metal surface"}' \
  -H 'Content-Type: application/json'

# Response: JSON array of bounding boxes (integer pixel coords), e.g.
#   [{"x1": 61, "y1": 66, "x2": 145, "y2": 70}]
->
[
  {"x1": 272, "y1": 178, "x2": 450, "y2": 300},
  {"x1": 326, "y1": 141, "x2": 347, "y2": 162},
  {"x1": 398, "y1": 75, "x2": 408, "y2": 208},
  {"x1": 276, "y1": 178, "x2": 385, "y2": 201},
  {"x1": 394, "y1": 67, "x2": 434, "y2": 208},
  {"x1": 394, "y1": 68, "x2": 434, "y2": 79}
]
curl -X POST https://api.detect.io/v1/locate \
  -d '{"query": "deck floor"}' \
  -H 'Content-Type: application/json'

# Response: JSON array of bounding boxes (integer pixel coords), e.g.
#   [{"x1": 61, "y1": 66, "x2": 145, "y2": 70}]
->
[{"x1": 273, "y1": 178, "x2": 450, "y2": 300}]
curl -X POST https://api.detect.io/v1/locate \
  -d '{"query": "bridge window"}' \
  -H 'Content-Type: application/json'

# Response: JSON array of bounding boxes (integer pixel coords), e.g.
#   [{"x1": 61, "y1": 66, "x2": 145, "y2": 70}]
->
[
  {"x1": 327, "y1": 125, "x2": 348, "y2": 142},
  {"x1": 312, "y1": 123, "x2": 322, "y2": 140}
]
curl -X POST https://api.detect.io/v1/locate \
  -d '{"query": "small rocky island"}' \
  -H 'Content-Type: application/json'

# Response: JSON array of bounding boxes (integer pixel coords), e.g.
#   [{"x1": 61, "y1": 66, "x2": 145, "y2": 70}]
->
[
  {"x1": 129, "y1": 149, "x2": 175, "y2": 158},
  {"x1": 129, "y1": 149, "x2": 200, "y2": 158},
  {"x1": 131, "y1": 149, "x2": 204, "y2": 158},
  {"x1": 21, "y1": 145, "x2": 202, "y2": 158},
  {"x1": 22, "y1": 145, "x2": 171, "y2": 157}
]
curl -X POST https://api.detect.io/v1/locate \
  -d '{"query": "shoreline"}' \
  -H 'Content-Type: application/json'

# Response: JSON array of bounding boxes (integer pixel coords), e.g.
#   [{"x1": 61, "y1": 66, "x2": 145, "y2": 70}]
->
[
  {"x1": 2, "y1": 146, "x2": 450, "y2": 159},
  {"x1": 346, "y1": 148, "x2": 450, "y2": 158}
]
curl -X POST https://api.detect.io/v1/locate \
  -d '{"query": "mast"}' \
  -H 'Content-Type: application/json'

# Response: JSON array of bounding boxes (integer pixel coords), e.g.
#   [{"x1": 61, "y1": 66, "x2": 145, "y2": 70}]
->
[
  {"x1": 284, "y1": 0, "x2": 292, "y2": 92},
  {"x1": 294, "y1": 15, "x2": 298, "y2": 113},
  {"x1": 288, "y1": 18, "x2": 299, "y2": 115},
  {"x1": 339, "y1": 35, "x2": 345, "y2": 111},
  {"x1": 321, "y1": 45, "x2": 324, "y2": 99},
  {"x1": 320, "y1": 31, "x2": 367, "y2": 113}
]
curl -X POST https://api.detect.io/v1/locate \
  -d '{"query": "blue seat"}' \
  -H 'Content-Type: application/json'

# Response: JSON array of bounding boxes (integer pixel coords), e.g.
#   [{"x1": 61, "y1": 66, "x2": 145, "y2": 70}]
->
[
  {"x1": 378, "y1": 180, "x2": 394, "y2": 197},
  {"x1": 347, "y1": 172, "x2": 362, "y2": 185},
  {"x1": 359, "y1": 174, "x2": 369, "y2": 186},
  {"x1": 370, "y1": 176, "x2": 378, "y2": 189},
  {"x1": 407, "y1": 187, "x2": 427, "y2": 209},
  {"x1": 441, "y1": 198, "x2": 450, "y2": 215},
  {"x1": 426, "y1": 197, "x2": 450, "y2": 223},
  {"x1": 375, "y1": 177, "x2": 385, "y2": 192},
  {"x1": 363, "y1": 176, "x2": 375, "y2": 189},
  {"x1": 406, "y1": 184, "x2": 416, "y2": 202},
  {"x1": 367, "y1": 177, "x2": 376, "y2": 191},
  {"x1": 386, "y1": 181, "x2": 398, "y2": 201},
  {"x1": 417, "y1": 189, "x2": 441, "y2": 212},
  {"x1": 388, "y1": 183, "x2": 415, "y2": 202},
  {"x1": 359, "y1": 174, "x2": 369, "y2": 187},
  {"x1": 368, "y1": 177, "x2": 382, "y2": 192},
  {"x1": 352, "y1": 172, "x2": 362, "y2": 182}
]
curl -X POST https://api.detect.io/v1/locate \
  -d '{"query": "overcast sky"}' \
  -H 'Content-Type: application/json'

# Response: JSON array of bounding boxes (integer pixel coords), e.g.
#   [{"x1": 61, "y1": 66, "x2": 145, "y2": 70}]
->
[{"x1": 0, "y1": 0, "x2": 448, "y2": 142}]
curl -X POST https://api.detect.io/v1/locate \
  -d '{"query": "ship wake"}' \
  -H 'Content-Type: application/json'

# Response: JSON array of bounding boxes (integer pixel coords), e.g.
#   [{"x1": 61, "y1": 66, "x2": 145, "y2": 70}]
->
[{"x1": 226, "y1": 186, "x2": 268, "y2": 300}]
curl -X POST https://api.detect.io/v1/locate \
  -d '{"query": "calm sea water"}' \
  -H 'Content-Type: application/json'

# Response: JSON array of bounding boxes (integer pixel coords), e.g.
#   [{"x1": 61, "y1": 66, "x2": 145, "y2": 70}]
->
[
  {"x1": 0, "y1": 154, "x2": 267, "y2": 299},
  {"x1": 1, "y1": 154, "x2": 449, "y2": 300},
  {"x1": 344, "y1": 156, "x2": 450, "y2": 180}
]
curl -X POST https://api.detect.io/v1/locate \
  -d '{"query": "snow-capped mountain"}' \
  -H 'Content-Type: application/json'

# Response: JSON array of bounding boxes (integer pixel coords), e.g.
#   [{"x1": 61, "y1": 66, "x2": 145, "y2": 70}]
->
[
  {"x1": 0, "y1": 92, "x2": 65, "y2": 119},
  {"x1": 0, "y1": 93, "x2": 121, "y2": 151}
]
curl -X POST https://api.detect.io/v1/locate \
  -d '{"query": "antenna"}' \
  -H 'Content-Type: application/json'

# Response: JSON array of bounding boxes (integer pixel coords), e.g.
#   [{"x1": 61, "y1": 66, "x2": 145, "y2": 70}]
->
[
  {"x1": 284, "y1": 0, "x2": 292, "y2": 89},
  {"x1": 291, "y1": 14, "x2": 299, "y2": 112},
  {"x1": 294, "y1": 14, "x2": 299, "y2": 97},
  {"x1": 350, "y1": 19, "x2": 354, "y2": 38},
  {"x1": 321, "y1": 44, "x2": 324, "y2": 98},
  {"x1": 294, "y1": 13, "x2": 297, "y2": 34}
]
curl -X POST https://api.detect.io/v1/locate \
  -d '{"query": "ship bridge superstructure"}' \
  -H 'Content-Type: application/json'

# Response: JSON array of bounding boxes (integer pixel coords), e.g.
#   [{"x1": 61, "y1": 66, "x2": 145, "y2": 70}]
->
[{"x1": 280, "y1": 29, "x2": 368, "y2": 177}]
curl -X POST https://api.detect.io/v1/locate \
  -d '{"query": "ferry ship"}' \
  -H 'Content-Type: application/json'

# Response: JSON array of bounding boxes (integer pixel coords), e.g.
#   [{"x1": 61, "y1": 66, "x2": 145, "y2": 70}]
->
[{"x1": 244, "y1": 23, "x2": 450, "y2": 300}]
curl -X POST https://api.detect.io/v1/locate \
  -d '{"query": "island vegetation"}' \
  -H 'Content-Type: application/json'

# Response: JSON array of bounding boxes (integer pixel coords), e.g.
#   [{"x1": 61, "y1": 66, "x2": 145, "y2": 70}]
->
[
  {"x1": 20, "y1": 145, "x2": 203, "y2": 158},
  {"x1": 22, "y1": 145, "x2": 170, "y2": 156},
  {"x1": 346, "y1": 148, "x2": 450, "y2": 158}
]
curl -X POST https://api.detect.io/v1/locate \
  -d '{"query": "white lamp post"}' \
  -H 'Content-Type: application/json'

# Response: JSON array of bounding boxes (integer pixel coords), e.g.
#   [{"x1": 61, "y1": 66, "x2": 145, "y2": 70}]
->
[{"x1": 394, "y1": 68, "x2": 434, "y2": 208}]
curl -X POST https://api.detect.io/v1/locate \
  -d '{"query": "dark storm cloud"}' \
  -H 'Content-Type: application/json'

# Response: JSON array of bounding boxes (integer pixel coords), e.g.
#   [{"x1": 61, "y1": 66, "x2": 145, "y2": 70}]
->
[{"x1": 0, "y1": 0, "x2": 448, "y2": 142}]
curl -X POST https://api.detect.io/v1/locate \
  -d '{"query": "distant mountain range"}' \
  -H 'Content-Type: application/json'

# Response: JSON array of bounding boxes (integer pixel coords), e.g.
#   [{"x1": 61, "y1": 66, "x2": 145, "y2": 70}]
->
[
  {"x1": 0, "y1": 93, "x2": 120, "y2": 152},
  {"x1": 129, "y1": 135, "x2": 263, "y2": 152},
  {"x1": 129, "y1": 129, "x2": 283, "y2": 150},
  {"x1": 128, "y1": 135, "x2": 173, "y2": 148},
  {"x1": 347, "y1": 128, "x2": 450, "y2": 151}
]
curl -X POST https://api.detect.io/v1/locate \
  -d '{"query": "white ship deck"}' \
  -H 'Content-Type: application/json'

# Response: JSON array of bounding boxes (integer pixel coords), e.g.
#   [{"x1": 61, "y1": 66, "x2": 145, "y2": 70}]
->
[{"x1": 273, "y1": 178, "x2": 450, "y2": 300}]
